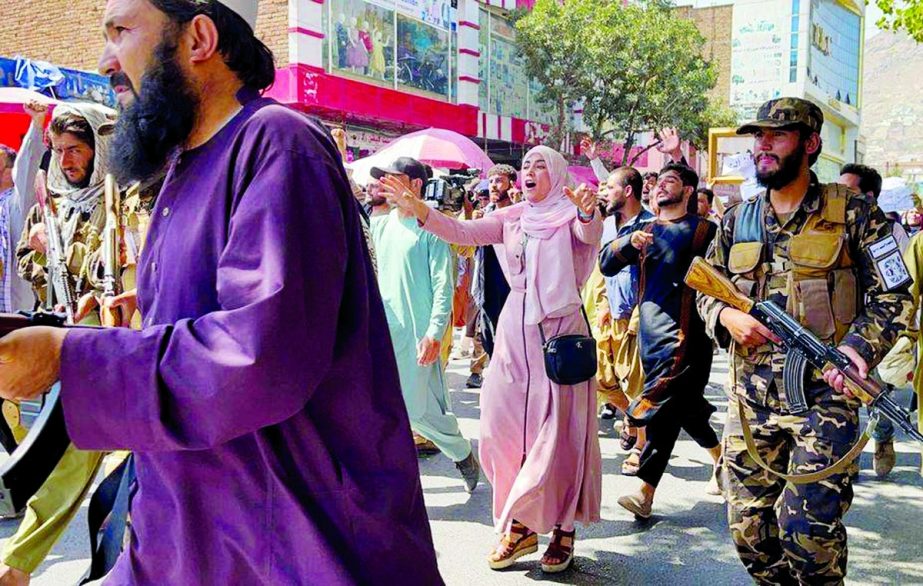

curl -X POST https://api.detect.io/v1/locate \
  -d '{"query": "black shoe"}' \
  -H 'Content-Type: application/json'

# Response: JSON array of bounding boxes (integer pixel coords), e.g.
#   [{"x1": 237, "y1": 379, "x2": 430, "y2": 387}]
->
[
  {"x1": 600, "y1": 404, "x2": 617, "y2": 420},
  {"x1": 466, "y1": 373, "x2": 483, "y2": 388},
  {"x1": 456, "y1": 452, "x2": 480, "y2": 493}
]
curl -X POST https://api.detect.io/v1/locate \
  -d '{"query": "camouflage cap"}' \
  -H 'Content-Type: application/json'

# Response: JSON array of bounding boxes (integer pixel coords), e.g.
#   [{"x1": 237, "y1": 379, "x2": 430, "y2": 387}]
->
[{"x1": 736, "y1": 97, "x2": 824, "y2": 135}]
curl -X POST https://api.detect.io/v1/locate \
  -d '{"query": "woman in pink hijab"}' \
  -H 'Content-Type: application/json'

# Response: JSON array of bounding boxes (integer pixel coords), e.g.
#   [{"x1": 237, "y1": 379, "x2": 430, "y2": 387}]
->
[{"x1": 382, "y1": 146, "x2": 603, "y2": 573}]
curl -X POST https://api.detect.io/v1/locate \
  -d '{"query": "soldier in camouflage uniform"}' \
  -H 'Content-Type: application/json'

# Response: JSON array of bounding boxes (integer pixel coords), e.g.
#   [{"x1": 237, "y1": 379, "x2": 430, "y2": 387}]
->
[
  {"x1": 697, "y1": 98, "x2": 914, "y2": 584},
  {"x1": 15, "y1": 104, "x2": 114, "y2": 319}
]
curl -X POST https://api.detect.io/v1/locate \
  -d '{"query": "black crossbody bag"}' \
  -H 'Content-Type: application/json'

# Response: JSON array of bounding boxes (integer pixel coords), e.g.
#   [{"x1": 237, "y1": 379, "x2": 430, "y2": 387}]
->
[
  {"x1": 538, "y1": 306, "x2": 597, "y2": 386},
  {"x1": 522, "y1": 232, "x2": 597, "y2": 386}
]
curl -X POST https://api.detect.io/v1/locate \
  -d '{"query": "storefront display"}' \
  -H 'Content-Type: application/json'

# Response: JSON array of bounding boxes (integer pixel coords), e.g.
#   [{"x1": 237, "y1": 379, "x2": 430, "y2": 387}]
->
[
  {"x1": 328, "y1": 0, "x2": 453, "y2": 99},
  {"x1": 396, "y1": 14, "x2": 450, "y2": 96}
]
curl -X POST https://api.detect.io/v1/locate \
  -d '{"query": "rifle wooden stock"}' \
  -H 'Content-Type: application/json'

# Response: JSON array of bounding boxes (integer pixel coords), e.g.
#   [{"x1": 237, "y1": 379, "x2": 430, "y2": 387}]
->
[{"x1": 684, "y1": 257, "x2": 755, "y2": 313}]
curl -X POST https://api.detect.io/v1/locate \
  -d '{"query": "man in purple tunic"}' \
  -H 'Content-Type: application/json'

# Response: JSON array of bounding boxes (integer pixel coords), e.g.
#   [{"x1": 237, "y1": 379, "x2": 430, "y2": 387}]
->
[{"x1": 0, "y1": 1, "x2": 443, "y2": 584}]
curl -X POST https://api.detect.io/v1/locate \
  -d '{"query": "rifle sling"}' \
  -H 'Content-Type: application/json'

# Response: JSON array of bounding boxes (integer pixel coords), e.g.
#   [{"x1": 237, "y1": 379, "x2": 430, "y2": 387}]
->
[
  {"x1": 728, "y1": 341, "x2": 870, "y2": 485},
  {"x1": 737, "y1": 399, "x2": 871, "y2": 485}
]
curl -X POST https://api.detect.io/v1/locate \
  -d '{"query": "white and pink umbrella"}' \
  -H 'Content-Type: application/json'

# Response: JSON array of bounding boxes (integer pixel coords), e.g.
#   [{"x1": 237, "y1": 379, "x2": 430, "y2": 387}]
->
[{"x1": 349, "y1": 128, "x2": 494, "y2": 186}]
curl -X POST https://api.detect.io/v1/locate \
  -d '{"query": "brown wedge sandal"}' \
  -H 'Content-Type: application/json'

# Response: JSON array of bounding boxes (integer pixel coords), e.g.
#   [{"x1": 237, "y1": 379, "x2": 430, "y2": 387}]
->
[
  {"x1": 540, "y1": 527, "x2": 575, "y2": 573},
  {"x1": 488, "y1": 521, "x2": 538, "y2": 570}
]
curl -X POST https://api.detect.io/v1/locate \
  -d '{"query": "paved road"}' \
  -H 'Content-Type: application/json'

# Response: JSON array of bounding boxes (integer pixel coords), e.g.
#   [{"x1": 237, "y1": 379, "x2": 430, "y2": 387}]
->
[{"x1": 4, "y1": 351, "x2": 922, "y2": 585}]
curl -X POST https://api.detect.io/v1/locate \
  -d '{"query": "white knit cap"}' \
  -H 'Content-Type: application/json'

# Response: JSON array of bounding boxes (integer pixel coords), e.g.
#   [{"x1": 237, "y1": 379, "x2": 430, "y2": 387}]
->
[{"x1": 218, "y1": 0, "x2": 258, "y2": 29}]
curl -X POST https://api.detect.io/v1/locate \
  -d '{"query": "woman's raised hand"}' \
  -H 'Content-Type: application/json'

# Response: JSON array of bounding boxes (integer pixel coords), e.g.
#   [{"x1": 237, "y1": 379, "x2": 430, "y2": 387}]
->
[
  {"x1": 380, "y1": 175, "x2": 430, "y2": 222},
  {"x1": 564, "y1": 183, "x2": 597, "y2": 217}
]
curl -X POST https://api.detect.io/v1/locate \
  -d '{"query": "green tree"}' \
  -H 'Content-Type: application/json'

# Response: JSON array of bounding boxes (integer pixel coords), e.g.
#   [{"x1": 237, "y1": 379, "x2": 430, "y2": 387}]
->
[
  {"x1": 875, "y1": 0, "x2": 923, "y2": 43},
  {"x1": 581, "y1": 1, "x2": 730, "y2": 165},
  {"x1": 516, "y1": 0, "x2": 730, "y2": 164},
  {"x1": 514, "y1": 0, "x2": 596, "y2": 150}
]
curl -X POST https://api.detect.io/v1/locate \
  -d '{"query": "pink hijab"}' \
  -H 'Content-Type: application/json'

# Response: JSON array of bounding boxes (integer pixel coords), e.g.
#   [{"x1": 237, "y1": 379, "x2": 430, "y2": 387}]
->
[
  {"x1": 516, "y1": 146, "x2": 587, "y2": 325},
  {"x1": 519, "y1": 146, "x2": 577, "y2": 240}
]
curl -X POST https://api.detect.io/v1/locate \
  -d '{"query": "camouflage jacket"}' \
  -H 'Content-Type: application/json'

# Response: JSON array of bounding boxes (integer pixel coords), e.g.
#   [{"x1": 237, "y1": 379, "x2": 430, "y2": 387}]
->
[
  {"x1": 16, "y1": 198, "x2": 105, "y2": 309},
  {"x1": 697, "y1": 175, "x2": 914, "y2": 409}
]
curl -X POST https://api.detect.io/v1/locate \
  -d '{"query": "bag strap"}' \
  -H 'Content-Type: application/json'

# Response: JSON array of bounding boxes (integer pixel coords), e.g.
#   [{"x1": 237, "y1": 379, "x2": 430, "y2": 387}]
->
[
  {"x1": 537, "y1": 305, "x2": 592, "y2": 346},
  {"x1": 522, "y1": 230, "x2": 592, "y2": 345},
  {"x1": 736, "y1": 398, "x2": 872, "y2": 485}
]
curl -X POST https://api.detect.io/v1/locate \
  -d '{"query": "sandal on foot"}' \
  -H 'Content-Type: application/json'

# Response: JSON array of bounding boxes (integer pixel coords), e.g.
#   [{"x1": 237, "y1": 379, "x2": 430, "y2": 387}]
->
[
  {"x1": 541, "y1": 528, "x2": 576, "y2": 573},
  {"x1": 619, "y1": 424, "x2": 637, "y2": 451},
  {"x1": 621, "y1": 447, "x2": 641, "y2": 476},
  {"x1": 618, "y1": 493, "x2": 652, "y2": 520},
  {"x1": 488, "y1": 522, "x2": 538, "y2": 570}
]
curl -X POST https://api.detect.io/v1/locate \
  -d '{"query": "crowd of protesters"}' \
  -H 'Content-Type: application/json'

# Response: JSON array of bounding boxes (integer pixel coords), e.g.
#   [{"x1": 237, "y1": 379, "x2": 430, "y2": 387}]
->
[
  {"x1": 344, "y1": 98, "x2": 923, "y2": 581},
  {"x1": 1, "y1": 2, "x2": 921, "y2": 584}
]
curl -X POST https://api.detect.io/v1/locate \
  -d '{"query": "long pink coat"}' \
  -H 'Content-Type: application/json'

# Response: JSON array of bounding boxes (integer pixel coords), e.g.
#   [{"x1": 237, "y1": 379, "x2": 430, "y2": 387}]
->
[{"x1": 423, "y1": 204, "x2": 602, "y2": 534}]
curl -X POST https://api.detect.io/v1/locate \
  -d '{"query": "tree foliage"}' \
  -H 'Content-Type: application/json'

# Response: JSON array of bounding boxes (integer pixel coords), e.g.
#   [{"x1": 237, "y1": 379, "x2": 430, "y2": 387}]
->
[
  {"x1": 514, "y1": 0, "x2": 595, "y2": 151},
  {"x1": 516, "y1": 0, "x2": 730, "y2": 165},
  {"x1": 875, "y1": 0, "x2": 923, "y2": 43}
]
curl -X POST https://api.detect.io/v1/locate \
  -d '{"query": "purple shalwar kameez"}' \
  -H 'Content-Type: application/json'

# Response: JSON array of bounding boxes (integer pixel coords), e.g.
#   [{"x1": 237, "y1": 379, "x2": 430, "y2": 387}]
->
[{"x1": 58, "y1": 90, "x2": 443, "y2": 585}]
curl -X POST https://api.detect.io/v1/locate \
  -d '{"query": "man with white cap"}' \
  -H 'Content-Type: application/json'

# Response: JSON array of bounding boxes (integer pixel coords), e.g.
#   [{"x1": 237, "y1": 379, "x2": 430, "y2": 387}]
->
[{"x1": 0, "y1": 1, "x2": 443, "y2": 584}]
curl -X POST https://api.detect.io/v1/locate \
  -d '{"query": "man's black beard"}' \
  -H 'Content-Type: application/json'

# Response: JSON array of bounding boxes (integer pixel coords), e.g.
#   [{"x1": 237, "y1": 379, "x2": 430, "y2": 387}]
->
[
  {"x1": 606, "y1": 199, "x2": 624, "y2": 216},
  {"x1": 65, "y1": 156, "x2": 95, "y2": 189},
  {"x1": 109, "y1": 33, "x2": 200, "y2": 185},
  {"x1": 755, "y1": 143, "x2": 806, "y2": 191},
  {"x1": 490, "y1": 188, "x2": 510, "y2": 204},
  {"x1": 367, "y1": 195, "x2": 387, "y2": 207},
  {"x1": 657, "y1": 191, "x2": 684, "y2": 208}
]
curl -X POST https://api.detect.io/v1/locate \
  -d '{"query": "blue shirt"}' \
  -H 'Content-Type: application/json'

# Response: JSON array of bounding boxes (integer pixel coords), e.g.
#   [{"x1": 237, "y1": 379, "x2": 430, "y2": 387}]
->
[{"x1": 602, "y1": 209, "x2": 655, "y2": 319}]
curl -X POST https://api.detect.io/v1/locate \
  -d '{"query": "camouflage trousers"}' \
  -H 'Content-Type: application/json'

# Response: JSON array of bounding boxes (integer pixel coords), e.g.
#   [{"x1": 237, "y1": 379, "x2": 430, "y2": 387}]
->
[{"x1": 723, "y1": 385, "x2": 860, "y2": 585}]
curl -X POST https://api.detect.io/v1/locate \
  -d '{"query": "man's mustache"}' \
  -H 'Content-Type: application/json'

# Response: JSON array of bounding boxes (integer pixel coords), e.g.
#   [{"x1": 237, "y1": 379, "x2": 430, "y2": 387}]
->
[{"x1": 109, "y1": 72, "x2": 135, "y2": 93}]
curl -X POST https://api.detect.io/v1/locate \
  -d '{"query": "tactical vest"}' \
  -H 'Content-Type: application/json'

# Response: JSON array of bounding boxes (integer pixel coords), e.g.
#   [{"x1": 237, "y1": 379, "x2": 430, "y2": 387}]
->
[{"x1": 727, "y1": 184, "x2": 859, "y2": 346}]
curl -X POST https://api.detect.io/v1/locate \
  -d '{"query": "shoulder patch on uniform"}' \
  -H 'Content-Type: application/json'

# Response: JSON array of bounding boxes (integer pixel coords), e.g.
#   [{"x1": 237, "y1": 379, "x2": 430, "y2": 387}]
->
[{"x1": 868, "y1": 235, "x2": 912, "y2": 291}]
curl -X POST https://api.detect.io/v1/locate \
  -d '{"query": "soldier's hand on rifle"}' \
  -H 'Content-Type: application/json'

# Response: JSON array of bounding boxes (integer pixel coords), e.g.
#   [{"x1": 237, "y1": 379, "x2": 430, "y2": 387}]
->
[
  {"x1": 629, "y1": 230, "x2": 654, "y2": 250},
  {"x1": 822, "y1": 345, "x2": 868, "y2": 399},
  {"x1": 74, "y1": 293, "x2": 100, "y2": 324},
  {"x1": 28, "y1": 223, "x2": 48, "y2": 255},
  {"x1": 0, "y1": 327, "x2": 67, "y2": 402},
  {"x1": 102, "y1": 289, "x2": 138, "y2": 328},
  {"x1": 719, "y1": 307, "x2": 781, "y2": 349}
]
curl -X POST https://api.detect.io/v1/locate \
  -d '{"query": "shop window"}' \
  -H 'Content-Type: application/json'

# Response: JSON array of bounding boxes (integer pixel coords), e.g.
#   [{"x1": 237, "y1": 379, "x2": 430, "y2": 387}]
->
[
  {"x1": 396, "y1": 14, "x2": 451, "y2": 98},
  {"x1": 489, "y1": 17, "x2": 528, "y2": 119},
  {"x1": 329, "y1": 0, "x2": 396, "y2": 85}
]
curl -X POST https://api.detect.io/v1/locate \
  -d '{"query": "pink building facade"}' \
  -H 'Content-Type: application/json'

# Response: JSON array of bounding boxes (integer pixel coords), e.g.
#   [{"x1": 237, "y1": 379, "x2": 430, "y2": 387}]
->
[{"x1": 267, "y1": 0, "x2": 552, "y2": 163}]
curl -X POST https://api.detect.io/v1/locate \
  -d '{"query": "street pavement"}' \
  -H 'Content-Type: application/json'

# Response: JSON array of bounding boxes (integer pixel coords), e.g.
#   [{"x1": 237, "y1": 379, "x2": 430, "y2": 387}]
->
[{"x1": 4, "y1": 349, "x2": 922, "y2": 585}]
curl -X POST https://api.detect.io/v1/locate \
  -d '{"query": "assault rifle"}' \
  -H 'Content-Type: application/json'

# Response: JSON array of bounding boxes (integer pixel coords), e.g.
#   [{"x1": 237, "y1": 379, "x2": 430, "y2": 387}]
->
[
  {"x1": 686, "y1": 257, "x2": 923, "y2": 443},
  {"x1": 100, "y1": 175, "x2": 121, "y2": 327},
  {"x1": 0, "y1": 312, "x2": 72, "y2": 516},
  {"x1": 35, "y1": 171, "x2": 76, "y2": 323}
]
